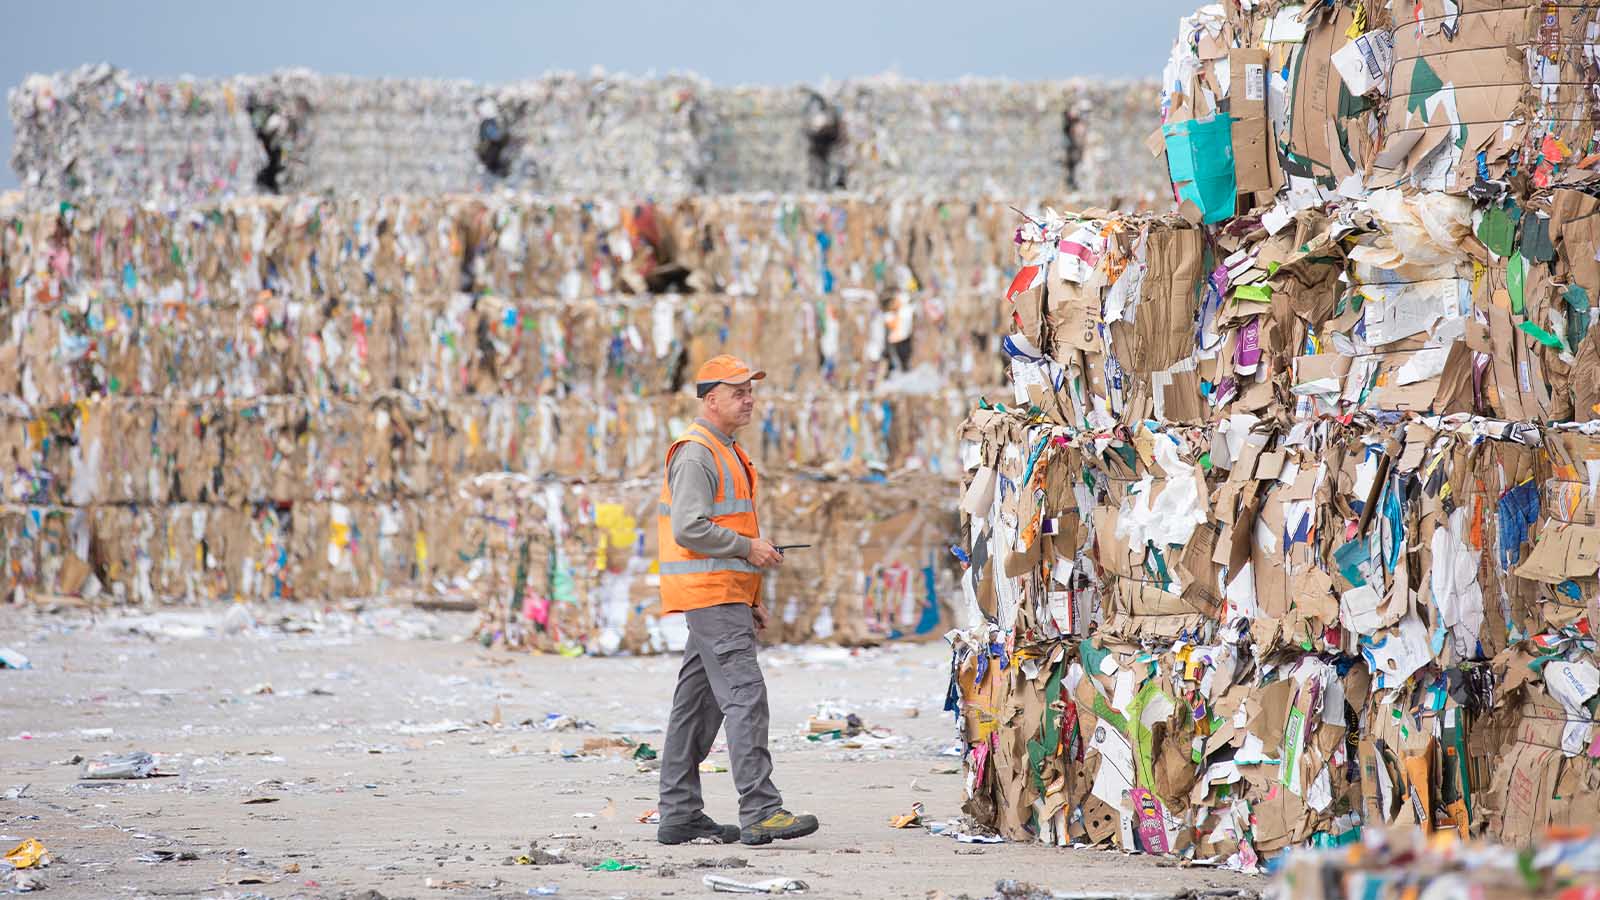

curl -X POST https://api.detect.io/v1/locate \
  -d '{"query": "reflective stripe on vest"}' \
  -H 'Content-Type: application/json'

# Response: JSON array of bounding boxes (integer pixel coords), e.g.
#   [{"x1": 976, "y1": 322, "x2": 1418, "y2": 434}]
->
[
  {"x1": 658, "y1": 557, "x2": 763, "y2": 575},
  {"x1": 658, "y1": 499, "x2": 753, "y2": 517}
]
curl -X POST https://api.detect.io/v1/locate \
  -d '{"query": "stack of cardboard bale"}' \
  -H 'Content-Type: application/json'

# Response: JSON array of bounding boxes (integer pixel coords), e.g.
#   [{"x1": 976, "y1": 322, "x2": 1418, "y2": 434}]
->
[
  {"x1": 0, "y1": 193, "x2": 1050, "y2": 653},
  {"x1": 7, "y1": 67, "x2": 711, "y2": 201},
  {"x1": 945, "y1": 0, "x2": 1600, "y2": 869},
  {"x1": 828, "y1": 78, "x2": 1162, "y2": 201},
  {"x1": 10, "y1": 67, "x2": 1168, "y2": 206},
  {"x1": 703, "y1": 78, "x2": 1164, "y2": 197},
  {"x1": 7, "y1": 65, "x2": 269, "y2": 204}
]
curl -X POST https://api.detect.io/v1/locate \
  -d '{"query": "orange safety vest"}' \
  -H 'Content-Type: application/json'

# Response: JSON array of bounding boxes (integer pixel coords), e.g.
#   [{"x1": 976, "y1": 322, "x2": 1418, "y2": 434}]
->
[{"x1": 657, "y1": 422, "x2": 763, "y2": 614}]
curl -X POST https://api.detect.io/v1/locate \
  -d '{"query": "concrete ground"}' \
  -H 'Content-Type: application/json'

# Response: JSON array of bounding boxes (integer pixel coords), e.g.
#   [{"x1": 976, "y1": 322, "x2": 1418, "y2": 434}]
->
[{"x1": 0, "y1": 605, "x2": 1258, "y2": 900}]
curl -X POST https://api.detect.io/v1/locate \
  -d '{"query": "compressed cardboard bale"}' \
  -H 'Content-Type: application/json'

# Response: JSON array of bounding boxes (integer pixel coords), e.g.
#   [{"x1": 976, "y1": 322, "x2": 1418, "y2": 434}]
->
[
  {"x1": 9, "y1": 66, "x2": 268, "y2": 206},
  {"x1": 84, "y1": 505, "x2": 138, "y2": 605},
  {"x1": 452, "y1": 477, "x2": 603, "y2": 651},
  {"x1": 12, "y1": 67, "x2": 1172, "y2": 206},
  {"x1": 701, "y1": 86, "x2": 822, "y2": 194},
  {"x1": 828, "y1": 483, "x2": 958, "y2": 643},
  {"x1": 0, "y1": 508, "x2": 40, "y2": 601},
  {"x1": 581, "y1": 481, "x2": 663, "y2": 654},
  {"x1": 0, "y1": 196, "x2": 1018, "y2": 653},
  {"x1": 943, "y1": 166, "x2": 1600, "y2": 860},
  {"x1": 833, "y1": 78, "x2": 1164, "y2": 201},
  {"x1": 224, "y1": 502, "x2": 292, "y2": 602},
  {"x1": 19, "y1": 506, "x2": 94, "y2": 600}
]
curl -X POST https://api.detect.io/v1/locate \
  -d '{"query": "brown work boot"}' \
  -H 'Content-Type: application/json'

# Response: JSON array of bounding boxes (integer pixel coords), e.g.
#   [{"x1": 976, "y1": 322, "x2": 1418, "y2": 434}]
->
[
  {"x1": 740, "y1": 809, "x2": 819, "y2": 845},
  {"x1": 658, "y1": 812, "x2": 740, "y2": 845}
]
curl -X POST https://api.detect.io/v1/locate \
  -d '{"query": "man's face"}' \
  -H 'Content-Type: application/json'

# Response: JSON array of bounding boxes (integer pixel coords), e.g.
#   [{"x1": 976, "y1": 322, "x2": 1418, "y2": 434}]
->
[{"x1": 707, "y1": 381, "x2": 756, "y2": 430}]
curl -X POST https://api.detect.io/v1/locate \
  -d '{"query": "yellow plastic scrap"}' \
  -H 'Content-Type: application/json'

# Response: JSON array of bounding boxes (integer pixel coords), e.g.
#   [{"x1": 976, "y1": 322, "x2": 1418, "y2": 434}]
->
[
  {"x1": 4, "y1": 838, "x2": 50, "y2": 869},
  {"x1": 1346, "y1": 5, "x2": 1366, "y2": 39},
  {"x1": 889, "y1": 802, "x2": 926, "y2": 828}
]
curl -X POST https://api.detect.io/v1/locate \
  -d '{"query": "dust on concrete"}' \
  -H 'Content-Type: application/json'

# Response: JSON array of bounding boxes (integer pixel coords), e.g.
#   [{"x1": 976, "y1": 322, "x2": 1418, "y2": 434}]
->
[{"x1": 0, "y1": 606, "x2": 1258, "y2": 899}]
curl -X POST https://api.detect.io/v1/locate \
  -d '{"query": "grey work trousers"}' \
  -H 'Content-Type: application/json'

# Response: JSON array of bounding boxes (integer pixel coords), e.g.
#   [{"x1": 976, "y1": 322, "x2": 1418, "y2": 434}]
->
[{"x1": 658, "y1": 602, "x2": 783, "y2": 829}]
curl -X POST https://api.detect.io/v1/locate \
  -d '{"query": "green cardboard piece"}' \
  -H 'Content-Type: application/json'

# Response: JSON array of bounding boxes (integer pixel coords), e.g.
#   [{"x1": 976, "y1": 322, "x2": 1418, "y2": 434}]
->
[
  {"x1": 1564, "y1": 283, "x2": 1591, "y2": 312},
  {"x1": 1027, "y1": 658, "x2": 1069, "y2": 794},
  {"x1": 1564, "y1": 284, "x2": 1592, "y2": 349},
  {"x1": 1520, "y1": 213, "x2": 1555, "y2": 263},
  {"x1": 1477, "y1": 204, "x2": 1515, "y2": 257},
  {"x1": 1518, "y1": 321, "x2": 1564, "y2": 349},
  {"x1": 1508, "y1": 252, "x2": 1526, "y2": 315},
  {"x1": 1407, "y1": 58, "x2": 1442, "y2": 120},
  {"x1": 1234, "y1": 284, "x2": 1274, "y2": 303}
]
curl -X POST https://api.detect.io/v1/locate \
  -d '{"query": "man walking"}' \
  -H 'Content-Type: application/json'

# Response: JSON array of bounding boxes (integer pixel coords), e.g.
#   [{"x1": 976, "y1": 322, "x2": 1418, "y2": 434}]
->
[{"x1": 655, "y1": 355, "x2": 821, "y2": 847}]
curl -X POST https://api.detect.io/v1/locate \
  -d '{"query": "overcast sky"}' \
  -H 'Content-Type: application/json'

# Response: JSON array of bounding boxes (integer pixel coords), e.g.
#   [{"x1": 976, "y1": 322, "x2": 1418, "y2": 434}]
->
[{"x1": 3, "y1": 0, "x2": 1193, "y2": 190}]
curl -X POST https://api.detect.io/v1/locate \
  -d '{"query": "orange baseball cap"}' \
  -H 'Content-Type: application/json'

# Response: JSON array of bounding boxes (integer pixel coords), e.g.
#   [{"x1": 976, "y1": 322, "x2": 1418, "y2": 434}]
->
[{"x1": 694, "y1": 354, "x2": 766, "y2": 396}]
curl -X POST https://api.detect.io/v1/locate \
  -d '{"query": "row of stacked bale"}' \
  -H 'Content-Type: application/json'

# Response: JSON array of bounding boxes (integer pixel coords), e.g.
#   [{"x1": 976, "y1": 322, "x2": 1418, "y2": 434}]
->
[
  {"x1": 943, "y1": 0, "x2": 1600, "y2": 874},
  {"x1": 9, "y1": 66, "x2": 1165, "y2": 204},
  {"x1": 0, "y1": 193, "x2": 1053, "y2": 653}
]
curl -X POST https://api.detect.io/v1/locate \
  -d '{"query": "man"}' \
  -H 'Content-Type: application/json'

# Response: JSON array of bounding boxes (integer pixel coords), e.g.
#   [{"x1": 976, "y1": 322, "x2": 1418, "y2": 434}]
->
[{"x1": 655, "y1": 355, "x2": 821, "y2": 847}]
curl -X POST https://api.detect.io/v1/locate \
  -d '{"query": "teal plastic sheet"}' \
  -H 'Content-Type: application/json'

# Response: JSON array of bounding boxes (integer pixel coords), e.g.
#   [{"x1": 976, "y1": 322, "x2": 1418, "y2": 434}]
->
[{"x1": 1163, "y1": 115, "x2": 1237, "y2": 224}]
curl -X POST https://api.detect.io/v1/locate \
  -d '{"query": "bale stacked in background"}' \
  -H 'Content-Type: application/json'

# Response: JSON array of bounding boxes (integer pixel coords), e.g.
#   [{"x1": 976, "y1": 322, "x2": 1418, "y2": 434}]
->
[
  {"x1": 0, "y1": 193, "x2": 1064, "y2": 652},
  {"x1": 945, "y1": 0, "x2": 1600, "y2": 870},
  {"x1": 9, "y1": 67, "x2": 1165, "y2": 205}
]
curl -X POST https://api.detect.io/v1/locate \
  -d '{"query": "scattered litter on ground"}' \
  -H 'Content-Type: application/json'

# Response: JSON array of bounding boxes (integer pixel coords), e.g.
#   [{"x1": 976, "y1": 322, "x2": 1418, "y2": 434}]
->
[
  {"x1": 928, "y1": 819, "x2": 1003, "y2": 844},
  {"x1": 704, "y1": 873, "x2": 808, "y2": 894},
  {"x1": 2, "y1": 839, "x2": 50, "y2": 870},
  {"x1": 542, "y1": 714, "x2": 597, "y2": 732},
  {"x1": 587, "y1": 858, "x2": 638, "y2": 872},
  {"x1": 691, "y1": 856, "x2": 748, "y2": 869},
  {"x1": 806, "y1": 711, "x2": 864, "y2": 738},
  {"x1": 136, "y1": 848, "x2": 200, "y2": 863},
  {"x1": 889, "y1": 802, "x2": 926, "y2": 828},
  {"x1": 391, "y1": 720, "x2": 472, "y2": 736},
  {"x1": 6, "y1": 870, "x2": 46, "y2": 893},
  {"x1": 508, "y1": 842, "x2": 569, "y2": 867},
  {"x1": 80, "y1": 751, "x2": 158, "y2": 780}
]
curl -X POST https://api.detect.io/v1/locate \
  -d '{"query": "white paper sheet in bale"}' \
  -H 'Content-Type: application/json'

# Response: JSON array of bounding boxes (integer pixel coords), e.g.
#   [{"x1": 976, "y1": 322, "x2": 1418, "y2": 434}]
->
[
  {"x1": 1430, "y1": 509, "x2": 1485, "y2": 656},
  {"x1": 1116, "y1": 437, "x2": 1207, "y2": 551},
  {"x1": 1545, "y1": 659, "x2": 1600, "y2": 757},
  {"x1": 1362, "y1": 615, "x2": 1433, "y2": 692},
  {"x1": 1331, "y1": 31, "x2": 1394, "y2": 97},
  {"x1": 1359, "y1": 278, "x2": 1466, "y2": 346},
  {"x1": 1089, "y1": 718, "x2": 1136, "y2": 810}
]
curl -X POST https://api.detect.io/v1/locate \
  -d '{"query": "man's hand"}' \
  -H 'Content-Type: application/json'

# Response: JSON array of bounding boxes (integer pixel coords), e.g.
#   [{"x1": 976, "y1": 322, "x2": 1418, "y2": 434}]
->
[
  {"x1": 745, "y1": 538, "x2": 784, "y2": 569},
  {"x1": 752, "y1": 604, "x2": 770, "y2": 633}
]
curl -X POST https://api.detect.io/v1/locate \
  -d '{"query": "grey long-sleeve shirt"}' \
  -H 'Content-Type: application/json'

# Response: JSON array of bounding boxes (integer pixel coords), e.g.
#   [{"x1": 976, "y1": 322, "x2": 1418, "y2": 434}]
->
[{"x1": 667, "y1": 418, "x2": 754, "y2": 559}]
